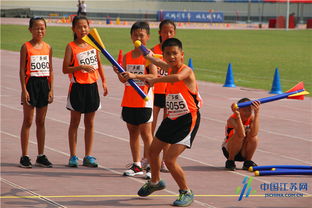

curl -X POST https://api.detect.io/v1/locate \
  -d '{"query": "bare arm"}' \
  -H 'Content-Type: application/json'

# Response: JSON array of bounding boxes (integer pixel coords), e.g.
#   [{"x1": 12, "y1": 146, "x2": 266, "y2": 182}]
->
[
  {"x1": 48, "y1": 46, "x2": 54, "y2": 103},
  {"x1": 96, "y1": 51, "x2": 108, "y2": 96},
  {"x1": 19, "y1": 44, "x2": 30, "y2": 105},
  {"x1": 113, "y1": 55, "x2": 127, "y2": 83},
  {"x1": 144, "y1": 51, "x2": 169, "y2": 71},
  {"x1": 229, "y1": 103, "x2": 246, "y2": 138},
  {"x1": 62, "y1": 44, "x2": 95, "y2": 74},
  {"x1": 146, "y1": 66, "x2": 191, "y2": 85},
  {"x1": 249, "y1": 101, "x2": 260, "y2": 137},
  {"x1": 120, "y1": 63, "x2": 158, "y2": 81}
]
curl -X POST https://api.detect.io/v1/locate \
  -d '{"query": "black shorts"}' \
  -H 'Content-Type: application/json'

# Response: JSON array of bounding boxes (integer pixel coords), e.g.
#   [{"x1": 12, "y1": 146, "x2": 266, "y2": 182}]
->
[
  {"x1": 25, "y1": 77, "x2": 49, "y2": 108},
  {"x1": 156, "y1": 111, "x2": 200, "y2": 148},
  {"x1": 222, "y1": 147, "x2": 246, "y2": 161},
  {"x1": 154, "y1": 93, "x2": 166, "y2": 108},
  {"x1": 66, "y1": 82, "x2": 100, "y2": 113},
  {"x1": 122, "y1": 107, "x2": 153, "y2": 125}
]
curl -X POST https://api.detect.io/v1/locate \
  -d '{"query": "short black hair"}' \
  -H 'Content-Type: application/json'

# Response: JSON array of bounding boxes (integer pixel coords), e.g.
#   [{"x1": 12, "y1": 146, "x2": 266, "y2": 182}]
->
[
  {"x1": 29, "y1": 16, "x2": 46, "y2": 28},
  {"x1": 237, "y1": 98, "x2": 251, "y2": 104},
  {"x1": 130, "y1": 21, "x2": 150, "y2": 35},
  {"x1": 162, "y1": 38, "x2": 182, "y2": 52}
]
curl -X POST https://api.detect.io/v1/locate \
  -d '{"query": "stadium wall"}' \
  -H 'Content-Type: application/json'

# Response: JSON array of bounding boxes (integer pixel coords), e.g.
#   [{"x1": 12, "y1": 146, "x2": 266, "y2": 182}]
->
[{"x1": 1, "y1": 0, "x2": 311, "y2": 23}]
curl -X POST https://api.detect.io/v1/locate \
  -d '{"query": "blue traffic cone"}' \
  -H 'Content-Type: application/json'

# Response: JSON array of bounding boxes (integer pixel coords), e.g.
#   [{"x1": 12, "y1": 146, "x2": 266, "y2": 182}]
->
[
  {"x1": 223, "y1": 63, "x2": 236, "y2": 87},
  {"x1": 188, "y1": 58, "x2": 193, "y2": 70},
  {"x1": 269, "y1": 68, "x2": 283, "y2": 94}
]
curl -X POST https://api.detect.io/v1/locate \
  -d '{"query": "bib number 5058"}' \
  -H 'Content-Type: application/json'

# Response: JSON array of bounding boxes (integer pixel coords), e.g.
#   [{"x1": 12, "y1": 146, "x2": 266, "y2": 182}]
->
[{"x1": 79, "y1": 55, "x2": 97, "y2": 65}]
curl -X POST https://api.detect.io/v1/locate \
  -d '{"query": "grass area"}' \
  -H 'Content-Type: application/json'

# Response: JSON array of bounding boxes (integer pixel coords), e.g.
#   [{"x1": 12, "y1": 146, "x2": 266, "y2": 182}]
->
[{"x1": 1, "y1": 24, "x2": 311, "y2": 93}]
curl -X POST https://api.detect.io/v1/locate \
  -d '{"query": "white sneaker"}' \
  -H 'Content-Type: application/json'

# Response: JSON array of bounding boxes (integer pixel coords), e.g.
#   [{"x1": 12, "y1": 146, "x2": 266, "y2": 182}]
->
[{"x1": 123, "y1": 163, "x2": 144, "y2": 176}]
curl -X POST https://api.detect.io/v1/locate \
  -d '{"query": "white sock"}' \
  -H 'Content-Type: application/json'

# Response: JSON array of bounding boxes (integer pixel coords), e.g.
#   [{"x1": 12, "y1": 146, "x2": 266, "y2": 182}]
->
[
  {"x1": 134, "y1": 162, "x2": 141, "y2": 167},
  {"x1": 150, "y1": 181, "x2": 158, "y2": 186}
]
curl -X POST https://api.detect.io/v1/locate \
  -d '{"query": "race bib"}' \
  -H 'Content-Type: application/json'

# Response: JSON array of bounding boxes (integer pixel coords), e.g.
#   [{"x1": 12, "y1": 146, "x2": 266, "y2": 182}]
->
[
  {"x1": 30, "y1": 55, "x2": 50, "y2": 76},
  {"x1": 166, "y1": 93, "x2": 190, "y2": 119},
  {"x1": 76, "y1": 49, "x2": 98, "y2": 73},
  {"x1": 125, "y1": 64, "x2": 145, "y2": 86},
  {"x1": 157, "y1": 67, "x2": 168, "y2": 77}
]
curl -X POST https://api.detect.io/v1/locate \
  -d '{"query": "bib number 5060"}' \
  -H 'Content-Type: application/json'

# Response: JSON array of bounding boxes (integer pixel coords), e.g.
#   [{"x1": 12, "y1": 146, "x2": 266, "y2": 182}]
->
[{"x1": 31, "y1": 62, "x2": 49, "y2": 70}]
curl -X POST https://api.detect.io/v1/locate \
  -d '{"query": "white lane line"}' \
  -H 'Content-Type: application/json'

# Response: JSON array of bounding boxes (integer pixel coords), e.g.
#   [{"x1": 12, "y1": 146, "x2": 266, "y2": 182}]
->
[
  {"x1": 1, "y1": 131, "x2": 215, "y2": 208},
  {"x1": 1, "y1": 178, "x2": 67, "y2": 208},
  {"x1": 2, "y1": 86, "x2": 311, "y2": 143},
  {"x1": 2, "y1": 102, "x2": 311, "y2": 164},
  {"x1": 2, "y1": 129, "x2": 310, "y2": 199}
]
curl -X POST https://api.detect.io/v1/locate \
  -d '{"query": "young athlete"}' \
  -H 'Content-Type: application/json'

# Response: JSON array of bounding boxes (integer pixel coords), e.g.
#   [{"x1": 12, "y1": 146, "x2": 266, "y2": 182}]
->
[
  {"x1": 114, "y1": 21, "x2": 157, "y2": 179},
  {"x1": 62, "y1": 16, "x2": 108, "y2": 168},
  {"x1": 137, "y1": 38, "x2": 202, "y2": 207},
  {"x1": 19, "y1": 17, "x2": 54, "y2": 168},
  {"x1": 222, "y1": 98, "x2": 260, "y2": 171},
  {"x1": 149, "y1": 19, "x2": 176, "y2": 173}
]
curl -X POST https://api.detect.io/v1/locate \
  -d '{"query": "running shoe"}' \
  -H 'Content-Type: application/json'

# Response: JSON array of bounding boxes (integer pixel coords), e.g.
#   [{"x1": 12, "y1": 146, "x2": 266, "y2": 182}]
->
[
  {"x1": 123, "y1": 163, "x2": 144, "y2": 176},
  {"x1": 145, "y1": 166, "x2": 151, "y2": 180},
  {"x1": 138, "y1": 180, "x2": 166, "y2": 197},
  {"x1": 83, "y1": 156, "x2": 98, "y2": 168},
  {"x1": 19, "y1": 156, "x2": 32, "y2": 168},
  {"x1": 68, "y1": 156, "x2": 79, "y2": 167},
  {"x1": 36, "y1": 155, "x2": 53, "y2": 168},
  {"x1": 243, "y1": 160, "x2": 258, "y2": 170},
  {"x1": 173, "y1": 190, "x2": 194, "y2": 207},
  {"x1": 225, "y1": 160, "x2": 236, "y2": 171}
]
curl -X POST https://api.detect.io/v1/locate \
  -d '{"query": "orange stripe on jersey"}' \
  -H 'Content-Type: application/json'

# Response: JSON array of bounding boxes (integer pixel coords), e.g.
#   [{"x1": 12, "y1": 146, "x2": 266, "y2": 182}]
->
[
  {"x1": 166, "y1": 64, "x2": 202, "y2": 120},
  {"x1": 68, "y1": 41, "x2": 99, "y2": 84},
  {"x1": 151, "y1": 44, "x2": 167, "y2": 94},
  {"x1": 224, "y1": 114, "x2": 251, "y2": 143},
  {"x1": 121, "y1": 50, "x2": 153, "y2": 108},
  {"x1": 25, "y1": 41, "x2": 50, "y2": 83}
]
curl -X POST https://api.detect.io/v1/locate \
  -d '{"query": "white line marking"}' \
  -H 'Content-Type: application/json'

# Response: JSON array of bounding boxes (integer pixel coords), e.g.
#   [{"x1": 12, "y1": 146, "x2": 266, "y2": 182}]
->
[{"x1": 1, "y1": 178, "x2": 67, "y2": 208}]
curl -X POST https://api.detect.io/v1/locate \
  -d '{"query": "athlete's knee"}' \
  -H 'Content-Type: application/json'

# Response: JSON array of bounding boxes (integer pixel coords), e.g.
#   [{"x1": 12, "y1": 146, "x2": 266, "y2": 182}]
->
[
  {"x1": 23, "y1": 119, "x2": 33, "y2": 128},
  {"x1": 246, "y1": 133, "x2": 259, "y2": 143},
  {"x1": 84, "y1": 121, "x2": 94, "y2": 129},
  {"x1": 163, "y1": 156, "x2": 176, "y2": 168}
]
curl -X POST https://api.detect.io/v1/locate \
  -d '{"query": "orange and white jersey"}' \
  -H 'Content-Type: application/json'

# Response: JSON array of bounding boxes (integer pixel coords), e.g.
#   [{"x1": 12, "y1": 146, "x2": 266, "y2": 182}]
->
[
  {"x1": 166, "y1": 64, "x2": 202, "y2": 120},
  {"x1": 121, "y1": 50, "x2": 153, "y2": 108},
  {"x1": 151, "y1": 44, "x2": 167, "y2": 94},
  {"x1": 25, "y1": 41, "x2": 50, "y2": 80},
  {"x1": 68, "y1": 41, "x2": 99, "y2": 84}
]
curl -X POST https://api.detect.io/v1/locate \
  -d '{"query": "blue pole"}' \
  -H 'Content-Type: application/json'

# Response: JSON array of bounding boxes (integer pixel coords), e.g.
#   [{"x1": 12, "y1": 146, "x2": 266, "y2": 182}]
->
[
  {"x1": 237, "y1": 89, "x2": 304, "y2": 108},
  {"x1": 250, "y1": 165, "x2": 312, "y2": 171},
  {"x1": 255, "y1": 169, "x2": 312, "y2": 176}
]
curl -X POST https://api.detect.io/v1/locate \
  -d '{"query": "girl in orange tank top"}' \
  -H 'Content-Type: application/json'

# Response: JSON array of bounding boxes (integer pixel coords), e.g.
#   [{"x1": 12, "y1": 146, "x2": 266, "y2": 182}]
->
[
  {"x1": 19, "y1": 17, "x2": 54, "y2": 168},
  {"x1": 62, "y1": 16, "x2": 108, "y2": 168}
]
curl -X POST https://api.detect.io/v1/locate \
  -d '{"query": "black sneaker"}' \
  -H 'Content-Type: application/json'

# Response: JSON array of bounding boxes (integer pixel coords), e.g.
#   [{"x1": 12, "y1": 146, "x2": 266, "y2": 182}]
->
[
  {"x1": 36, "y1": 155, "x2": 53, "y2": 168},
  {"x1": 243, "y1": 160, "x2": 257, "y2": 170},
  {"x1": 225, "y1": 160, "x2": 236, "y2": 171},
  {"x1": 19, "y1": 156, "x2": 32, "y2": 168}
]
